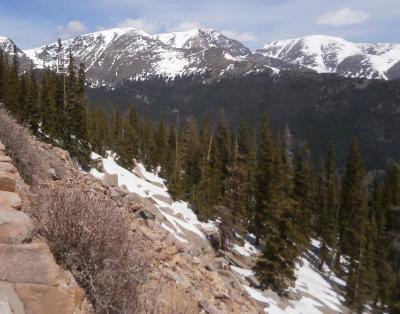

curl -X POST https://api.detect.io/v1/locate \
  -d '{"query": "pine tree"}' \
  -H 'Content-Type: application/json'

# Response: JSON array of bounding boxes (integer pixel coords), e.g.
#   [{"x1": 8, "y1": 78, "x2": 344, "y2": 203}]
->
[
  {"x1": 180, "y1": 116, "x2": 202, "y2": 201},
  {"x1": 255, "y1": 132, "x2": 299, "y2": 294},
  {"x1": 253, "y1": 114, "x2": 276, "y2": 243},
  {"x1": 0, "y1": 49, "x2": 6, "y2": 102},
  {"x1": 317, "y1": 145, "x2": 340, "y2": 270},
  {"x1": 87, "y1": 107, "x2": 109, "y2": 155},
  {"x1": 369, "y1": 172, "x2": 392, "y2": 311},
  {"x1": 40, "y1": 69, "x2": 57, "y2": 137},
  {"x1": 5, "y1": 45, "x2": 19, "y2": 113},
  {"x1": 17, "y1": 73, "x2": 28, "y2": 124},
  {"x1": 27, "y1": 64, "x2": 40, "y2": 134},
  {"x1": 214, "y1": 108, "x2": 232, "y2": 197},
  {"x1": 292, "y1": 143, "x2": 315, "y2": 249},
  {"x1": 341, "y1": 140, "x2": 376, "y2": 311}
]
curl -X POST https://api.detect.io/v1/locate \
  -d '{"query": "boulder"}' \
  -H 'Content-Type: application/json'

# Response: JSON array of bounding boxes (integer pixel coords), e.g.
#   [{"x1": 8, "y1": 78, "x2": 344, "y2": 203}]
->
[
  {"x1": 247, "y1": 276, "x2": 261, "y2": 289},
  {"x1": 0, "y1": 282, "x2": 24, "y2": 314},
  {"x1": 138, "y1": 210, "x2": 156, "y2": 221},
  {"x1": 47, "y1": 168, "x2": 60, "y2": 180},
  {"x1": 126, "y1": 192, "x2": 142, "y2": 203},
  {"x1": 0, "y1": 191, "x2": 22, "y2": 210},
  {"x1": 0, "y1": 156, "x2": 11, "y2": 163},
  {"x1": 152, "y1": 194, "x2": 173, "y2": 205},
  {"x1": 145, "y1": 179, "x2": 165, "y2": 189},
  {"x1": 199, "y1": 300, "x2": 222, "y2": 314},
  {"x1": 0, "y1": 172, "x2": 16, "y2": 192},
  {"x1": 0, "y1": 162, "x2": 17, "y2": 174},
  {"x1": 0, "y1": 209, "x2": 33, "y2": 244},
  {"x1": 189, "y1": 248, "x2": 202, "y2": 258},
  {"x1": 51, "y1": 147, "x2": 70, "y2": 161},
  {"x1": 205, "y1": 257, "x2": 229, "y2": 272},
  {"x1": 0, "y1": 143, "x2": 5, "y2": 151},
  {"x1": 101, "y1": 174, "x2": 118, "y2": 187},
  {"x1": 205, "y1": 231, "x2": 222, "y2": 250},
  {"x1": 15, "y1": 283, "x2": 83, "y2": 314},
  {"x1": 0, "y1": 243, "x2": 60, "y2": 284},
  {"x1": 0, "y1": 295, "x2": 13, "y2": 314},
  {"x1": 218, "y1": 250, "x2": 249, "y2": 269}
]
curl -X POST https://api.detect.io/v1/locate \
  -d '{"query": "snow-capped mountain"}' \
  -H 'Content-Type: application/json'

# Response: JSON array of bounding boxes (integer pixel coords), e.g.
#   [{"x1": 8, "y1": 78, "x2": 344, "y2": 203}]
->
[
  {"x1": 25, "y1": 27, "x2": 277, "y2": 86},
  {"x1": 20, "y1": 31, "x2": 400, "y2": 84},
  {"x1": 153, "y1": 28, "x2": 251, "y2": 57},
  {"x1": 0, "y1": 36, "x2": 32, "y2": 70},
  {"x1": 256, "y1": 35, "x2": 400, "y2": 80}
]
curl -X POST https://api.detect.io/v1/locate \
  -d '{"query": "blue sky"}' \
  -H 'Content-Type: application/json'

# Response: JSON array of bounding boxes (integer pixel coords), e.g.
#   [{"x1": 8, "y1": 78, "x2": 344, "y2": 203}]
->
[{"x1": 0, "y1": 0, "x2": 399, "y2": 49}]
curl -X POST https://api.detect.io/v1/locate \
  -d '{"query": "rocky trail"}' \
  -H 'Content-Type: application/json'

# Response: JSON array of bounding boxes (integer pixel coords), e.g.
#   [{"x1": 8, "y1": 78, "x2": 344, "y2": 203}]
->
[{"x1": 0, "y1": 141, "x2": 90, "y2": 314}]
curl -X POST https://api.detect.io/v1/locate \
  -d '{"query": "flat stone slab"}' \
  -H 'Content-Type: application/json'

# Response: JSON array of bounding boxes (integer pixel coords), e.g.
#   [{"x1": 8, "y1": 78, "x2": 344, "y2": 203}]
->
[
  {"x1": 0, "y1": 191, "x2": 22, "y2": 210},
  {"x1": 0, "y1": 282, "x2": 24, "y2": 314},
  {"x1": 0, "y1": 156, "x2": 11, "y2": 163},
  {"x1": 0, "y1": 209, "x2": 33, "y2": 244},
  {"x1": 15, "y1": 284, "x2": 80, "y2": 314},
  {"x1": 0, "y1": 243, "x2": 60, "y2": 284},
  {"x1": 0, "y1": 163, "x2": 17, "y2": 174},
  {"x1": 0, "y1": 172, "x2": 16, "y2": 192}
]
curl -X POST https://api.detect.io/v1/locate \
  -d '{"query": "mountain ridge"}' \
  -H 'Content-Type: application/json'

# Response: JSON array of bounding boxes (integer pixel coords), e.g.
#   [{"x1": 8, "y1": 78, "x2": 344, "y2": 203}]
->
[
  {"x1": 257, "y1": 34, "x2": 400, "y2": 80},
  {"x1": 2, "y1": 29, "x2": 400, "y2": 85}
]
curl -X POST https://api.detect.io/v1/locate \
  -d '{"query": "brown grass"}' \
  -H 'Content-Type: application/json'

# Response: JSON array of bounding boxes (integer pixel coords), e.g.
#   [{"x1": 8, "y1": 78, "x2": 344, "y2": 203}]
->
[
  {"x1": 0, "y1": 108, "x2": 65, "y2": 184},
  {"x1": 32, "y1": 184, "x2": 148, "y2": 313}
]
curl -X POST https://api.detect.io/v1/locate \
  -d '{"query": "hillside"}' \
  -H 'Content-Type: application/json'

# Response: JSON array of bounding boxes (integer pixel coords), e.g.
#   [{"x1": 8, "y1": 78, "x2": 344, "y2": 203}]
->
[{"x1": 87, "y1": 71, "x2": 400, "y2": 169}]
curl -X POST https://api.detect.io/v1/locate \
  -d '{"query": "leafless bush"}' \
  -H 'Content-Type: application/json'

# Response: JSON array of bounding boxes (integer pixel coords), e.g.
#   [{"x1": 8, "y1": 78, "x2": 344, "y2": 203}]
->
[
  {"x1": 33, "y1": 184, "x2": 148, "y2": 314},
  {"x1": 0, "y1": 108, "x2": 64, "y2": 183},
  {"x1": 136, "y1": 278, "x2": 198, "y2": 314}
]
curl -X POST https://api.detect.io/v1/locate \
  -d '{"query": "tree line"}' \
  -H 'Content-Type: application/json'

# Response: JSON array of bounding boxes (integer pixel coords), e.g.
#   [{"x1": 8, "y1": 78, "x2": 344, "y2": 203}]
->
[{"x1": 1, "y1": 46, "x2": 399, "y2": 313}]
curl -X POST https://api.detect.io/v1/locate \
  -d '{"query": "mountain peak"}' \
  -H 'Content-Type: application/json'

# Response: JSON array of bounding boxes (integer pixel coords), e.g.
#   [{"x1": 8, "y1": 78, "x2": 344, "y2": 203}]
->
[{"x1": 257, "y1": 35, "x2": 400, "y2": 79}]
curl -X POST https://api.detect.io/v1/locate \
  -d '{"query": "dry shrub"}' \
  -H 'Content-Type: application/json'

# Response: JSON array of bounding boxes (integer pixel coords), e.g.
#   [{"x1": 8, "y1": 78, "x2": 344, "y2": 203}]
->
[
  {"x1": 33, "y1": 184, "x2": 148, "y2": 314},
  {"x1": 136, "y1": 278, "x2": 199, "y2": 314},
  {"x1": 0, "y1": 108, "x2": 64, "y2": 183}
]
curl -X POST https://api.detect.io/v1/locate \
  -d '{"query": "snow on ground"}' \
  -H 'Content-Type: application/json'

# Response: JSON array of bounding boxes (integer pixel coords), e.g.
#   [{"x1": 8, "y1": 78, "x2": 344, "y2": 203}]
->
[
  {"x1": 232, "y1": 233, "x2": 260, "y2": 256},
  {"x1": 90, "y1": 152, "x2": 346, "y2": 313},
  {"x1": 90, "y1": 152, "x2": 217, "y2": 242},
  {"x1": 232, "y1": 238, "x2": 345, "y2": 314},
  {"x1": 231, "y1": 265, "x2": 254, "y2": 277}
]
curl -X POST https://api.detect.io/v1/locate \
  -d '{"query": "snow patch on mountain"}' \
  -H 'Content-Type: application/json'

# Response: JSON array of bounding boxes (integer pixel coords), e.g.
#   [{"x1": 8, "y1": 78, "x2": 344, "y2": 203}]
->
[
  {"x1": 153, "y1": 29, "x2": 201, "y2": 49},
  {"x1": 258, "y1": 35, "x2": 400, "y2": 79}
]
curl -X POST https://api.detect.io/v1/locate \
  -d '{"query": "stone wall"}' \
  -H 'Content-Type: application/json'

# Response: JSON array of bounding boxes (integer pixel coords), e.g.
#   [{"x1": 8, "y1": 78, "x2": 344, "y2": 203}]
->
[{"x1": 0, "y1": 142, "x2": 91, "y2": 314}]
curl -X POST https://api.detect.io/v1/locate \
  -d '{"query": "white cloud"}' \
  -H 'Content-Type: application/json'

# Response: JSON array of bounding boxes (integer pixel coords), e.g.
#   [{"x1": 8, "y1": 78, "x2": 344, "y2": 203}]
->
[
  {"x1": 166, "y1": 21, "x2": 203, "y2": 32},
  {"x1": 118, "y1": 17, "x2": 160, "y2": 34},
  {"x1": 57, "y1": 20, "x2": 87, "y2": 39},
  {"x1": 316, "y1": 8, "x2": 370, "y2": 27},
  {"x1": 221, "y1": 30, "x2": 256, "y2": 42}
]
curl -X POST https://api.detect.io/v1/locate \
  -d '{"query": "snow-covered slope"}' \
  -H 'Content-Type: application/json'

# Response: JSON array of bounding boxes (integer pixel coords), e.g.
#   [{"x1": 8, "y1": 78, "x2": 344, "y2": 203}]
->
[
  {"x1": 89, "y1": 152, "x2": 348, "y2": 313},
  {"x1": 257, "y1": 35, "x2": 400, "y2": 79}
]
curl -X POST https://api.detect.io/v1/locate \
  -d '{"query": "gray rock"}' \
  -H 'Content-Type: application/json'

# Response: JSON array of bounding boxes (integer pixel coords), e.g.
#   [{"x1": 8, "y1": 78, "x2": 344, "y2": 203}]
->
[
  {"x1": 138, "y1": 210, "x2": 156, "y2": 221},
  {"x1": 152, "y1": 194, "x2": 173, "y2": 205},
  {"x1": 205, "y1": 258, "x2": 229, "y2": 272},
  {"x1": 215, "y1": 292, "x2": 230, "y2": 300},
  {"x1": 247, "y1": 275, "x2": 261, "y2": 288},
  {"x1": 101, "y1": 173, "x2": 118, "y2": 187},
  {"x1": 189, "y1": 248, "x2": 202, "y2": 258},
  {"x1": 198, "y1": 300, "x2": 222, "y2": 314},
  {"x1": 47, "y1": 168, "x2": 59, "y2": 180}
]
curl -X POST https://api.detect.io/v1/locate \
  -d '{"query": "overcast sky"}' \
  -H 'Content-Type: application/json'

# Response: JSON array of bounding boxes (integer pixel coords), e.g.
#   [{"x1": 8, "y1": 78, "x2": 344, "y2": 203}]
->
[{"x1": 1, "y1": 0, "x2": 399, "y2": 49}]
